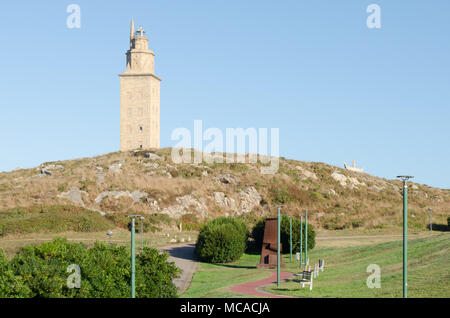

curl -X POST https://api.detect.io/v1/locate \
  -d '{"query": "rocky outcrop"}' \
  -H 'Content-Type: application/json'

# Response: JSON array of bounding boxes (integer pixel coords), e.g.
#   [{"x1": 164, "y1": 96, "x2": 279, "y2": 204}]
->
[
  {"x1": 239, "y1": 186, "x2": 262, "y2": 213},
  {"x1": 213, "y1": 192, "x2": 237, "y2": 210},
  {"x1": 144, "y1": 153, "x2": 161, "y2": 160},
  {"x1": 328, "y1": 189, "x2": 337, "y2": 196},
  {"x1": 109, "y1": 161, "x2": 125, "y2": 174},
  {"x1": 58, "y1": 187, "x2": 87, "y2": 206},
  {"x1": 215, "y1": 173, "x2": 238, "y2": 185},
  {"x1": 161, "y1": 193, "x2": 208, "y2": 219},
  {"x1": 295, "y1": 166, "x2": 318, "y2": 180},
  {"x1": 41, "y1": 164, "x2": 64, "y2": 171},
  {"x1": 331, "y1": 172, "x2": 365, "y2": 189},
  {"x1": 95, "y1": 190, "x2": 148, "y2": 204}
]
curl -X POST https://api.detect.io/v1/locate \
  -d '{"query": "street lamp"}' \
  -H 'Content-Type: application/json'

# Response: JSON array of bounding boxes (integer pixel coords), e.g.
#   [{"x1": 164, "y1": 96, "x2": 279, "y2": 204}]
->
[
  {"x1": 276, "y1": 205, "x2": 283, "y2": 287},
  {"x1": 289, "y1": 216, "x2": 292, "y2": 262},
  {"x1": 140, "y1": 216, "x2": 145, "y2": 253},
  {"x1": 106, "y1": 231, "x2": 113, "y2": 247},
  {"x1": 397, "y1": 175, "x2": 413, "y2": 299},
  {"x1": 127, "y1": 214, "x2": 143, "y2": 298},
  {"x1": 299, "y1": 215, "x2": 303, "y2": 268},
  {"x1": 303, "y1": 209, "x2": 309, "y2": 269}
]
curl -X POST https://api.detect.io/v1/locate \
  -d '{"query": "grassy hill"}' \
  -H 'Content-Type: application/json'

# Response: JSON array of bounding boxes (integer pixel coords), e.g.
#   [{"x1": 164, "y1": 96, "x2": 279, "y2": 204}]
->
[{"x1": 0, "y1": 148, "x2": 449, "y2": 237}]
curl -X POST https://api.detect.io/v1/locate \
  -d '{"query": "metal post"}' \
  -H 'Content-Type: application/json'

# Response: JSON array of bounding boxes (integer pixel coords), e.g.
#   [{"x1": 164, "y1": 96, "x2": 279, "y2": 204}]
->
[
  {"x1": 131, "y1": 217, "x2": 136, "y2": 298},
  {"x1": 402, "y1": 183, "x2": 407, "y2": 298},
  {"x1": 300, "y1": 215, "x2": 303, "y2": 268},
  {"x1": 277, "y1": 206, "x2": 281, "y2": 287},
  {"x1": 398, "y1": 175, "x2": 413, "y2": 299},
  {"x1": 305, "y1": 210, "x2": 308, "y2": 269},
  {"x1": 141, "y1": 222, "x2": 143, "y2": 253},
  {"x1": 140, "y1": 216, "x2": 145, "y2": 254},
  {"x1": 289, "y1": 216, "x2": 292, "y2": 262}
]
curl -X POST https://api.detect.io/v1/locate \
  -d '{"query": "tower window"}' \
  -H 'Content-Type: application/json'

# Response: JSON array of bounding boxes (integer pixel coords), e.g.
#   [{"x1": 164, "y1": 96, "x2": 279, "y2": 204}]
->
[
  {"x1": 140, "y1": 144, "x2": 143, "y2": 149},
  {"x1": 139, "y1": 126, "x2": 143, "y2": 132}
]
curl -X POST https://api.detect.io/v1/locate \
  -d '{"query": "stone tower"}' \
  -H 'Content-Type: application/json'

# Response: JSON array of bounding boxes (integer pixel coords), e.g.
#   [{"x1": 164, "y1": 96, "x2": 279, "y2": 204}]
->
[{"x1": 119, "y1": 19, "x2": 161, "y2": 151}]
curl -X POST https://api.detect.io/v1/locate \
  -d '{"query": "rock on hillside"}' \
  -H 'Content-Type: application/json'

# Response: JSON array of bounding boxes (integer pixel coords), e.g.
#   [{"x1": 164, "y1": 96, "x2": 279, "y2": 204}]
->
[{"x1": 0, "y1": 148, "x2": 449, "y2": 231}]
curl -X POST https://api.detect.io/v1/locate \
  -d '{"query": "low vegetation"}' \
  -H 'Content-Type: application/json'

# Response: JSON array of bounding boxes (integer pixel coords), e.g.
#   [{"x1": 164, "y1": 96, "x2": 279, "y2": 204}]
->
[
  {"x1": 195, "y1": 217, "x2": 248, "y2": 263},
  {"x1": 0, "y1": 238, "x2": 180, "y2": 298},
  {"x1": 0, "y1": 205, "x2": 114, "y2": 237}
]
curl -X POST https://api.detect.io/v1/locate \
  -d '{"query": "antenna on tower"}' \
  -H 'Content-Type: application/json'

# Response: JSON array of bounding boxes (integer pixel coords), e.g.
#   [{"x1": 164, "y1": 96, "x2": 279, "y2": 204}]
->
[{"x1": 130, "y1": 18, "x2": 135, "y2": 42}]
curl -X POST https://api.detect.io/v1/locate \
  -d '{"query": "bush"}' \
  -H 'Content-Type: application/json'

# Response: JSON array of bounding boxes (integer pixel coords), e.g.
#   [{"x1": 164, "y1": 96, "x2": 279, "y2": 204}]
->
[
  {"x1": 0, "y1": 249, "x2": 31, "y2": 298},
  {"x1": 250, "y1": 216, "x2": 315, "y2": 254},
  {"x1": 195, "y1": 217, "x2": 248, "y2": 263},
  {"x1": 6, "y1": 238, "x2": 180, "y2": 298},
  {"x1": 448, "y1": 217, "x2": 450, "y2": 228},
  {"x1": 351, "y1": 220, "x2": 364, "y2": 228}
]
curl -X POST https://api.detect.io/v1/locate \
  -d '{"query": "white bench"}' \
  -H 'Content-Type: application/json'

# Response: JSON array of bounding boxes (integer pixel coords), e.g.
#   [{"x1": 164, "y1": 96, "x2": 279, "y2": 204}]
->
[
  {"x1": 318, "y1": 259, "x2": 325, "y2": 272},
  {"x1": 300, "y1": 270, "x2": 313, "y2": 290},
  {"x1": 313, "y1": 263, "x2": 319, "y2": 278}
]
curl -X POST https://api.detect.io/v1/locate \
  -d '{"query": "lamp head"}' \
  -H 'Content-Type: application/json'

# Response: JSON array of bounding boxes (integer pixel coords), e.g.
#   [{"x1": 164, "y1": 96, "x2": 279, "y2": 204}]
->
[{"x1": 396, "y1": 175, "x2": 414, "y2": 181}]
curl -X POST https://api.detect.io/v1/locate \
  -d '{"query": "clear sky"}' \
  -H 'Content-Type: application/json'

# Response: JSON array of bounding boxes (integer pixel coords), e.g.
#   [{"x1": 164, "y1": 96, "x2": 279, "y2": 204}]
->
[{"x1": 0, "y1": 1, "x2": 449, "y2": 189}]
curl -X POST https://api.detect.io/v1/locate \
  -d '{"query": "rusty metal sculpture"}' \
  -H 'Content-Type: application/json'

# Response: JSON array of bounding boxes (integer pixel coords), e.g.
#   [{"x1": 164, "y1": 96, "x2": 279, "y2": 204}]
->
[{"x1": 257, "y1": 217, "x2": 285, "y2": 268}]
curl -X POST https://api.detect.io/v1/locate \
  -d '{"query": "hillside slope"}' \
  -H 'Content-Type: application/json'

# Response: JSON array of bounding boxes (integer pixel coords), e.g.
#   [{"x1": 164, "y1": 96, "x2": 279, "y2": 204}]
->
[{"x1": 0, "y1": 148, "x2": 448, "y2": 235}]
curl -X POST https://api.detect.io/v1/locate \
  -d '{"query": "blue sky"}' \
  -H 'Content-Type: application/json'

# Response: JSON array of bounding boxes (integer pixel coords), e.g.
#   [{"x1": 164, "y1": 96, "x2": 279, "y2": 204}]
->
[{"x1": 0, "y1": 1, "x2": 449, "y2": 188}]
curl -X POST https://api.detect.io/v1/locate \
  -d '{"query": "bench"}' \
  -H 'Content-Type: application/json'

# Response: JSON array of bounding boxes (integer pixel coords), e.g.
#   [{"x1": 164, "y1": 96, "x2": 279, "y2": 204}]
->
[
  {"x1": 300, "y1": 270, "x2": 313, "y2": 290},
  {"x1": 313, "y1": 263, "x2": 319, "y2": 278},
  {"x1": 318, "y1": 259, "x2": 325, "y2": 272}
]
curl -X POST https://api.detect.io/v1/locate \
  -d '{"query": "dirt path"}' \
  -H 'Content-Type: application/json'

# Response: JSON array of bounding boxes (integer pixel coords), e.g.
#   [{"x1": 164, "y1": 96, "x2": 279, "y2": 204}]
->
[
  {"x1": 158, "y1": 243, "x2": 198, "y2": 295},
  {"x1": 228, "y1": 271, "x2": 294, "y2": 298}
]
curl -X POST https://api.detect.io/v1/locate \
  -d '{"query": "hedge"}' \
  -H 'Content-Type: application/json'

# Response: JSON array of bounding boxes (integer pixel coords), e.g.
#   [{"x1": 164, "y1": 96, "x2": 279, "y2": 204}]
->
[
  {"x1": 195, "y1": 217, "x2": 248, "y2": 263},
  {"x1": 0, "y1": 238, "x2": 180, "y2": 298}
]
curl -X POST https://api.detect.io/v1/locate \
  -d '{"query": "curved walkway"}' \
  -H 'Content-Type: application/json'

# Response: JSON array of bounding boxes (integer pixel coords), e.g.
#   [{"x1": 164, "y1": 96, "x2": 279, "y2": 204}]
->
[
  {"x1": 158, "y1": 243, "x2": 198, "y2": 294},
  {"x1": 229, "y1": 271, "x2": 293, "y2": 298}
]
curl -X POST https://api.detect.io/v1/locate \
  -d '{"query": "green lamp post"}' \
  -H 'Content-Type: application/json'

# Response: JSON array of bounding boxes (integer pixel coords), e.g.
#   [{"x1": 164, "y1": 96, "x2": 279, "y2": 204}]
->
[
  {"x1": 127, "y1": 214, "x2": 143, "y2": 298},
  {"x1": 397, "y1": 176, "x2": 413, "y2": 298},
  {"x1": 305, "y1": 210, "x2": 308, "y2": 269},
  {"x1": 277, "y1": 206, "x2": 281, "y2": 287},
  {"x1": 289, "y1": 216, "x2": 292, "y2": 262},
  {"x1": 299, "y1": 215, "x2": 303, "y2": 268}
]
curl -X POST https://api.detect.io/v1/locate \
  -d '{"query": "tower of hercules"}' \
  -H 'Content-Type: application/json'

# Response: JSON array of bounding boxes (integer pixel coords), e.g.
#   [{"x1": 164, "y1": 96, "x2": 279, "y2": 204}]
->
[{"x1": 119, "y1": 19, "x2": 161, "y2": 151}]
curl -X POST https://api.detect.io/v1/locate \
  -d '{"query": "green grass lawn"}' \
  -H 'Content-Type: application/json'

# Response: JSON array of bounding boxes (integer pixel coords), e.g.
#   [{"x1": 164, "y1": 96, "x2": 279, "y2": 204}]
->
[{"x1": 183, "y1": 233, "x2": 450, "y2": 298}]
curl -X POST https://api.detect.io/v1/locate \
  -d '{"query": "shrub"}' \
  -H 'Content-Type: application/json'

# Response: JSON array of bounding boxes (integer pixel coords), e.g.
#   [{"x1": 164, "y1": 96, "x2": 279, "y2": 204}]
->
[
  {"x1": 269, "y1": 187, "x2": 294, "y2": 205},
  {"x1": 351, "y1": 220, "x2": 365, "y2": 228},
  {"x1": 0, "y1": 249, "x2": 31, "y2": 298},
  {"x1": 448, "y1": 217, "x2": 450, "y2": 228},
  {"x1": 181, "y1": 214, "x2": 203, "y2": 231},
  {"x1": 7, "y1": 238, "x2": 180, "y2": 298},
  {"x1": 195, "y1": 217, "x2": 248, "y2": 263},
  {"x1": 250, "y1": 216, "x2": 316, "y2": 254}
]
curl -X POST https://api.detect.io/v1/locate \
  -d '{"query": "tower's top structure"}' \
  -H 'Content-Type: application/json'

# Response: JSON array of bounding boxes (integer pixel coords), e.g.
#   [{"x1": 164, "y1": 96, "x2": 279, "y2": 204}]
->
[
  {"x1": 135, "y1": 26, "x2": 146, "y2": 37},
  {"x1": 124, "y1": 19, "x2": 158, "y2": 75}
]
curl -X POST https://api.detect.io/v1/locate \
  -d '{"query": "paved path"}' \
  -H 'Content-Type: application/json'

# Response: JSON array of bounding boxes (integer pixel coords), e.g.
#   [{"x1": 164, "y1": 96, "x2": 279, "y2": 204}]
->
[
  {"x1": 229, "y1": 271, "x2": 294, "y2": 298},
  {"x1": 158, "y1": 243, "x2": 198, "y2": 295}
]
